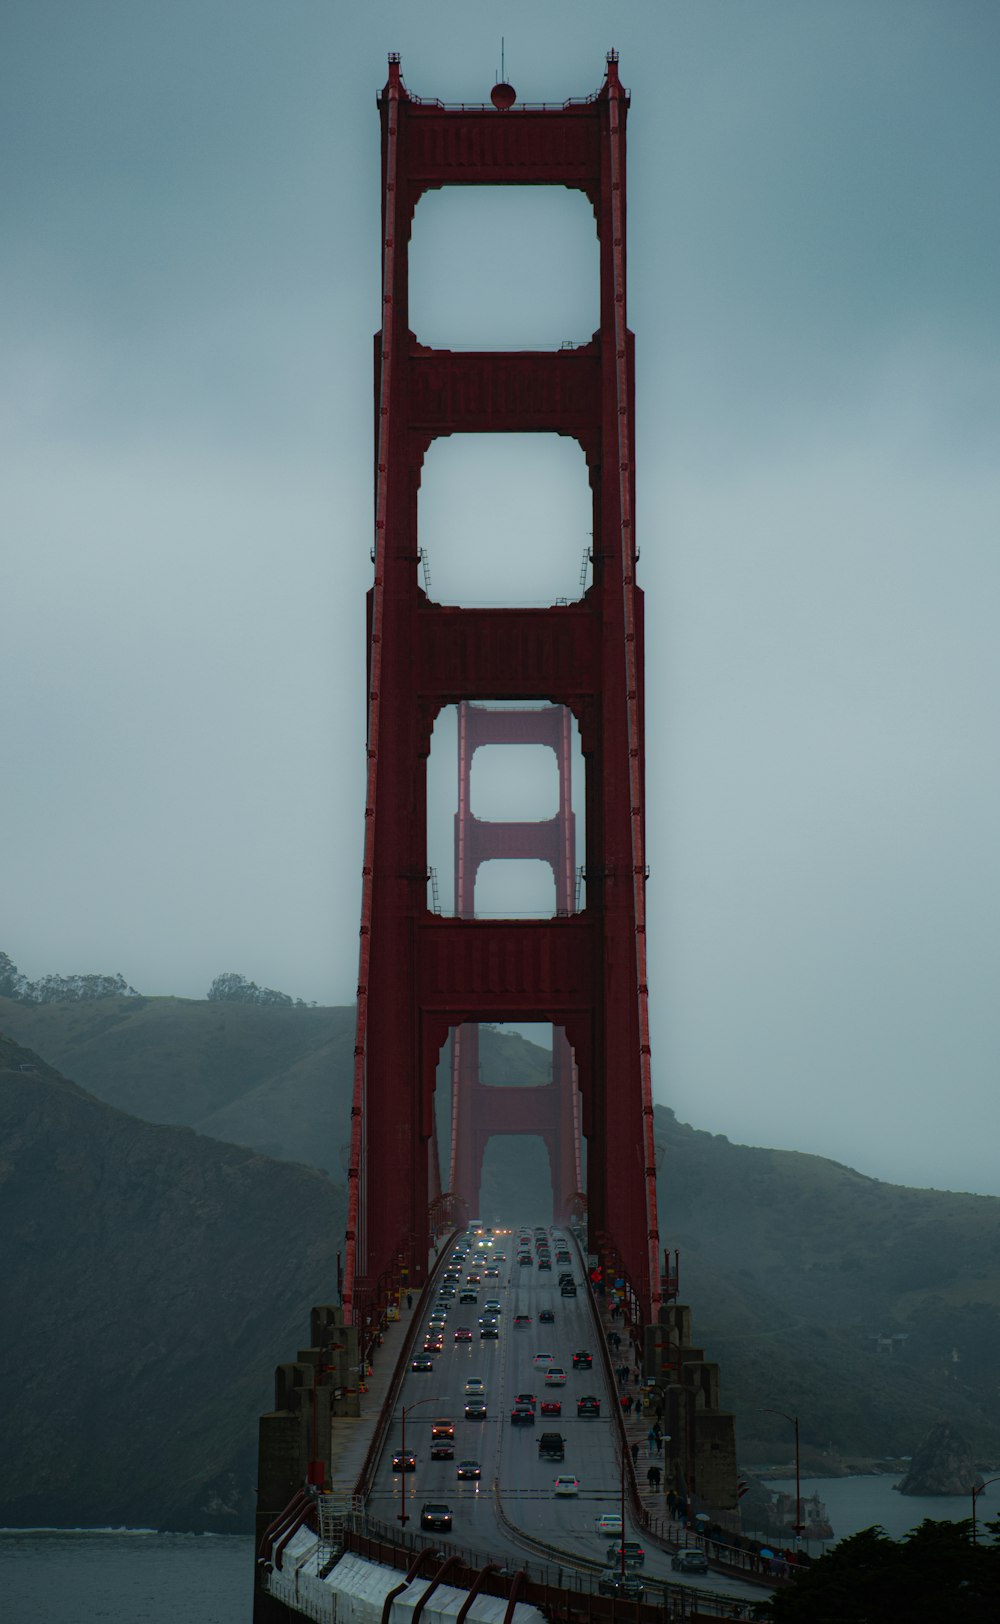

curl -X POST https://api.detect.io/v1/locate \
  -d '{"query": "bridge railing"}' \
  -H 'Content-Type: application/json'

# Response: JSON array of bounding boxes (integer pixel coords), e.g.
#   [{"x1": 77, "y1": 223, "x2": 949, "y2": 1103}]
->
[
  {"x1": 348, "y1": 1516, "x2": 754, "y2": 1620},
  {"x1": 353, "y1": 1233, "x2": 459, "y2": 1506}
]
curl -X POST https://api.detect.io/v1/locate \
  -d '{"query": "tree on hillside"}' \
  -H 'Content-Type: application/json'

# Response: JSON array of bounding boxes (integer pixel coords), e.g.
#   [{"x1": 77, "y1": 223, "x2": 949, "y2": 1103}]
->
[
  {"x1": 0, "y1": 954, "x2": 139, "y2": 1003},
  {"x1": 0, "y1": 953, "x2": 22, "y2": 998},
  {"x1": 207, "y1": 973, "x2": 295, "y2": 1007},
  {"x1": 752, "y1": 1519, "x2": 1000, "y2": 1623}
]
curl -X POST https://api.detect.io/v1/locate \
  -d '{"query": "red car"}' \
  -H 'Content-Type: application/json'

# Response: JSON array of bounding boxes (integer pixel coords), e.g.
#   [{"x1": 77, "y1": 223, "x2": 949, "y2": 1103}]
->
[
  {"x1": 540, "y1": 1399, "x2": 562, "y2": 1416},
  {"x1": 454, "y1": 1326, "x2": 473, "y2": 1342}
]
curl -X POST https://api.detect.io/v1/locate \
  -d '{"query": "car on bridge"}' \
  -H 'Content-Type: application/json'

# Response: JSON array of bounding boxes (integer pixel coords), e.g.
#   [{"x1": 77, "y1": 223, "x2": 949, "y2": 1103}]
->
[
  {"x1": 539, "y1": 1399, "x2": 561, "y2": 1416},
  {"x1": 479, "y1": 1322, "x2": 498, "y2": 1340},
  {"x1": 560, "y1": 1281, "x2": 577, "y2": 1297},
  {"x1": 420, "y1": 1503, "x2": 452, "y2": 1532},
  {"x1": 459, "y1": 1289, "x2": 478, "y2": 1304},
  {"x1": 518, "y1": 1254, "x2": 532, "y2": 1266},
  {"x1": 422, "y1": 1336, "x2": 443, "y2": 1353},
  {"x1": 532, "y1": 1351, "x2": 554, "y2": 1367},
  {"x1": 484, "y1": 1266, "x2": 500, "y2": 1278},
  {"x1": 607, "y1": 1539, "x2": 645, "y2": 1568},
  {"x1": 538, "y1": 1432, "x2": 565, "y2": 1460},
  {"x1": 431, "y1": 1419, "x2": 454, "y2": 1439},
  {"x1": 544, "y1": 1366, "x2": 567, "y2": 1386},
  {"x1": 430, "y1": 1439, "x2": 454, "y2": 1461},
  {"x1": 464, "y1": 1399, "x2": 487, "y2": 1420},
  {"x1": 391, "y1": 1451, "x2": 416, "y2": 1472},
  {"x1": 453, "y1": 1326, "x2": 473, "y2": 1342},
  {"x1": 572, "y1": 1350, "x2": 593, "y2": 1369},
  {"x1": 466, "y1": 1273, "x2": 480, "y2": 1285},
  {"x1": 513, "y1": 1314, "x2": 532, "y2": 1329},
  {"x1": 463, "y1": 1378, "x2": 485, "y2": 1397},
  {"x1": 538, "y1": 1309, "x2": 555, "y2": 1324},
  {"x1": 411, "y1": 1354, "x2": 434, "y2": 1372},
  {"x1": 515, "y1": 1393, "x2": 536, "y2": 1410},
  {"x1": 553, "y1": 1475, "x2": 580, "y2": 1497},
  {"x1": 597, "y1": 1571, "x2": 644, "y2": 1600},
  {"x1": 510, "y1": 1404, "x2": 534, "y2": 1426},
  {"x1": 577, "y1": 1395, "x2": 600, "y2": 1416},
  {"x1": 483, "y1": 1299, "x2": 502, "y2": 1314},
  {"x1": 671, "y1": 1548, "x2": 709, "y2": 1574},
  {"x1": 537, "y1": 1258, "x2": 552, "y2": 1270},
  {"x1": 456, "y1": 1460, "x2": 481, "y2": 1480},
  {"x1": 595, "y1": 1512, "x2": 623, "y2": 1536}
]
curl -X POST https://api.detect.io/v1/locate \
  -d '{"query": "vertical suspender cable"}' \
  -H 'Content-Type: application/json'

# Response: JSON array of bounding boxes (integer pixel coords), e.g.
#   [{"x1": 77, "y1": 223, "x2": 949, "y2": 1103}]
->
[
  {"x1": 606, "y1": 58, "x2": 662, "y2": 1320},
  {"x1": 343, "y1": 62, "x2": 401, "y2": 1324}
]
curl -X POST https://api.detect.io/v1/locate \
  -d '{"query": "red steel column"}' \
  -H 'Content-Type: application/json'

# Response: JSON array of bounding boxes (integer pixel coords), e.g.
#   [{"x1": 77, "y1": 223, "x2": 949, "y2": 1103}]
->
[
  {"x1": 346, "y1": 54, "x2": 660, "y2": 1327},
  {"x1": 447, "y1": 703, "x2": 583, "y2": 1222}
]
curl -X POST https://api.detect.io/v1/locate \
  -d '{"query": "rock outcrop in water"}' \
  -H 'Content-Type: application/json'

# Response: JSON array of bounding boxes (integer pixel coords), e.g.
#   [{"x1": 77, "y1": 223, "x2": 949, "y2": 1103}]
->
[{"x1": 897, "y1": 1421, "x2": 983, "y2": 1495}]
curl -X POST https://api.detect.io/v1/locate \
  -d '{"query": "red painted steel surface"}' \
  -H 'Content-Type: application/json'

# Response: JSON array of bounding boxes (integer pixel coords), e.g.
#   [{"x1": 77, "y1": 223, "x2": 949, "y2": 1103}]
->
[
  {"x1": 448, "y1": 702, "x2": 582, "y2": 1221},
  {"x1": 345, "y1": 54, "x2": 661, "y2": 1334}
]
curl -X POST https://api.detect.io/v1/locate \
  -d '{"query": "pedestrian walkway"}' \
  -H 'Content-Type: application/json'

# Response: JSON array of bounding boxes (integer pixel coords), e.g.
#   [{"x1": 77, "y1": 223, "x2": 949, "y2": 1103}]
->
[
  {"x1": 327, "y1": 1297, "x2": 420, "y2": 1499},
  {"x1": 598, "y1": 1302, "x2": 672, "y2": 1527}
]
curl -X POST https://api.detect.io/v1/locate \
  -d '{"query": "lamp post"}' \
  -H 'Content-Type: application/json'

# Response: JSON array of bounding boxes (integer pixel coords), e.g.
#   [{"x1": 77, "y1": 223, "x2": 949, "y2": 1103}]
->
[
  {"x1": 766, "y1": 1408, "x2": 803, "y2": 1550},
  {"x1": 970, "y1": 1475, "x2": 1000, "y2": 1545},
  {"x1": 660, "y1": 1340, "x2": 694, "y2": 1521},
  {"x1": 619, "y1": 1441, "x2": 627, "y2": 1579},
  {"x1": 397, "y1": 1395, "x2": 449, "y2": 1527}
]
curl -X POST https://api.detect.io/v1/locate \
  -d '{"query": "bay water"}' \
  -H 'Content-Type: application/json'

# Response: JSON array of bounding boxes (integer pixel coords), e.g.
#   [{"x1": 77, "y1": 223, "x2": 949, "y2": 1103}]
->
[
  {"x1": 0, "y1": 1530, "x2": 255, "y2": 1624},
  {"x1": 760, "y1": 1473, "x2": 1000, "y2": 1547}
]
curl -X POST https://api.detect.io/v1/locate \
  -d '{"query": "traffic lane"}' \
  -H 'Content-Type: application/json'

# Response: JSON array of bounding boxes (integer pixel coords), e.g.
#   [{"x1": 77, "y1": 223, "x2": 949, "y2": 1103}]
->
[
  {"x1": 371, "y1": 1299, "x2": 507, "y2": 1533},
  {"x1": 370, "y1": 1230, "x2": 584, "y2": 1549},
  {"x1": 497, "y1": 1245, "x2": 629, "y2": 1566}
]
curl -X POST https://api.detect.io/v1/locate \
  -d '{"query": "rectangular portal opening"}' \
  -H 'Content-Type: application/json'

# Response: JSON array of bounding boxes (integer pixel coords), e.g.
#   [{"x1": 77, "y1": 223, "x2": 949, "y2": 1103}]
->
[
  {"x1": 409, "y1": 185, "x2": 598, "y2": 350},
  {"x1": 427, "y1": 701, "x2": 586, "y2": 918},
  {"x1": 418, "y1": 433, "x2": 592, "y2": 608}
]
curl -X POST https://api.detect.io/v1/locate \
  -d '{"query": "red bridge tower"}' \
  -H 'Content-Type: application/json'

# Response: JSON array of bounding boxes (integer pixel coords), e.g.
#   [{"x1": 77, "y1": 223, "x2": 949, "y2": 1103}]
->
[{"x1": 345, "y1": 53, "x2": 662, "y2": 1333}]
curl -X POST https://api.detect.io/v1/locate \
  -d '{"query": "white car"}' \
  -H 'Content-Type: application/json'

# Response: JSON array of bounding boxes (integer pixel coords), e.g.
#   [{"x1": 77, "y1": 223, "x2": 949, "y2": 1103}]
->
[
  {"x1": 595, "y1": 1512, "x2": 623, "y2": 1536},
  {"x1": 544, "y1": 1366, "x2": 567, "y2": 1386},
  {"x1": 553, "y1": 1475, "x2": 580, "y2": 1497},
  {"x1": 532, "y1": 1351, "x2": 554, "y2": 1367},
  {"x1": 463, "y1": 1378, "x2": 486, "y2": 1398}
]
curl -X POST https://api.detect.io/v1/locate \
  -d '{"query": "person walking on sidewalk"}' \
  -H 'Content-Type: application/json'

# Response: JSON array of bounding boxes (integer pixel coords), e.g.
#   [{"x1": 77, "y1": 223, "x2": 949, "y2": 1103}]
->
[{"x1": 630, "y1": 1441, "x2": 640, "y2": 1466}]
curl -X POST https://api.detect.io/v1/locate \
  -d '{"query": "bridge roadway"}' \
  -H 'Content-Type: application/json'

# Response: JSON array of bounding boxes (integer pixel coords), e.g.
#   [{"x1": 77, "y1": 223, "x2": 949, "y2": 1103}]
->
[{"x1": 364, "y1": 1226, "x2": 764, "y2": 1610}]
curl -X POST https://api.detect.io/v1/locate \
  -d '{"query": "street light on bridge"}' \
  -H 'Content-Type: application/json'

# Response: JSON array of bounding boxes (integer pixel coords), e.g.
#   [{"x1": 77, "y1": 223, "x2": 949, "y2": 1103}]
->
[
  {"x1": 396, "y1": 1395, "x2": 450, "y2": 1528},
  {"x1": 765, "y1": 1407, "x2": 803, "y2": 1550},
  {"x1": 970, "y1": 1474, "x2": 1000, "y2": 1545}
]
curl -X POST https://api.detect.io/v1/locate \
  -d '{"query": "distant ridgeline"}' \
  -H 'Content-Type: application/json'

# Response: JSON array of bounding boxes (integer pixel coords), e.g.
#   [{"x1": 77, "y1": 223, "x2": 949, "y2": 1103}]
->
[{"x1": 0, "y1": 953, "x2": 313, "y2": 1009}]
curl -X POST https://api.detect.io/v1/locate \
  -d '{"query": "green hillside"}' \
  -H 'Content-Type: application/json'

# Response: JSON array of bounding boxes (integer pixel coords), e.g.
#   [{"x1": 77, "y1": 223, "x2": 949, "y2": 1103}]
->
[{"x1": 0, "y1": 1031, "x2": 343, "y2": 1532}]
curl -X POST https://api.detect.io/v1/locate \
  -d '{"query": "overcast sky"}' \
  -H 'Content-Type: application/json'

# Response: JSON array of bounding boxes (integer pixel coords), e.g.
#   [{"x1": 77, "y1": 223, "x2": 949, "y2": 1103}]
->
[{"x1": 3, "y1": 1, "x2": 998, "y2": 1197}]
